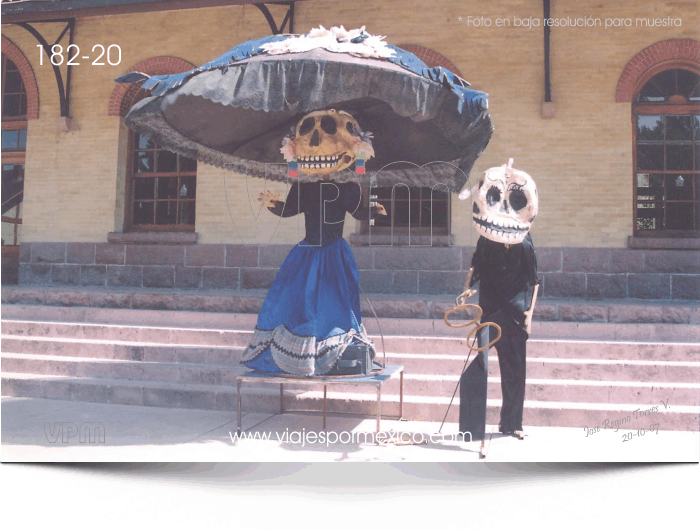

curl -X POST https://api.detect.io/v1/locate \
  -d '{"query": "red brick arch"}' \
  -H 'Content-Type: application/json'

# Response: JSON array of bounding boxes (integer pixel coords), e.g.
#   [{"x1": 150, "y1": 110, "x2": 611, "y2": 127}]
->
[
  {"x1": 397, "y1": 44, "x2": 462, "y2": 77},
  {"x1": 2, "y1": 36, "x2": 40, "y2": 120},
  {"x1": 108, "y1": 56, "x2": 195, "y2": 117},
  {"x1": 615, "y1": 39, "x2": 700, "y2": 103}
]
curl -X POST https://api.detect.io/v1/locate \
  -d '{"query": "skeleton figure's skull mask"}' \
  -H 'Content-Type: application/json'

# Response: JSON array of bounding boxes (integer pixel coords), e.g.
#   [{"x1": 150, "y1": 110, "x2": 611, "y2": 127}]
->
[
  {"x1": 280, "y1": 109, "x2": 374, "y2": 175},
  {"x1": 472, "y1": 160, "x2": 538, "y2": 244}
]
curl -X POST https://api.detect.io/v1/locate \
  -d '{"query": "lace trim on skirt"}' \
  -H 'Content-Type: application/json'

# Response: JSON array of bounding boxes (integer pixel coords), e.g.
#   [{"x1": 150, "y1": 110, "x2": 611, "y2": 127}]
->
[{"x1": 241, "y1": 324, "x2": 374, "y2": 376}]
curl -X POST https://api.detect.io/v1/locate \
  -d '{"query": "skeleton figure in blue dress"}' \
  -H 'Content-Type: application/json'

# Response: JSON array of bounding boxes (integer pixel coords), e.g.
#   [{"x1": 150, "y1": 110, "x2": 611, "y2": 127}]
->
[{"x1": 240, "y1": 110, "x2": 385, "y2": 376}]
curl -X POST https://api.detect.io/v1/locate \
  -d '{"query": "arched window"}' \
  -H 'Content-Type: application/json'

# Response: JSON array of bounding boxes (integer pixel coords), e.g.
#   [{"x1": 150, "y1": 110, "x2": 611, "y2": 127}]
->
[
  {"x1": 112, "y1": 57, "x2": 197, "y2": 233},
  {"x1": 633, "y1": 68, "x2": 700, "y2": 236},
  {"x1": 2, "y1": 54, "x2": 28, "y2": 283}
]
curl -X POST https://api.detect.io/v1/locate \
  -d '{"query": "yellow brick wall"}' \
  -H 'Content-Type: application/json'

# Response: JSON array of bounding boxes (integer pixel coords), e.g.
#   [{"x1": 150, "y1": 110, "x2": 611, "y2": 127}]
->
[{"x1": 3, "y1": 0, "x2": 698, "y2": 247}]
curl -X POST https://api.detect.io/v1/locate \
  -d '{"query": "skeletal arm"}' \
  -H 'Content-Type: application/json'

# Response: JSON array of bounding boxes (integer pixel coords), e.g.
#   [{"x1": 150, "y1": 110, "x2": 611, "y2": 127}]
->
[
  {"x1": 523, "y1": 284, "x2": 538, "y2": 335},
  {"x1": 262, "y1": 183, "x2": 302, "y2": 218}
]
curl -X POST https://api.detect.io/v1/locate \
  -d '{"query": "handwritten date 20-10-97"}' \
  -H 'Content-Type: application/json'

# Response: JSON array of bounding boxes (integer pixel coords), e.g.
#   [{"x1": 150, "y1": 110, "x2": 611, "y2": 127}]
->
[{"x1": 38, "y1": 44, "x2": 121, "y2": 66}]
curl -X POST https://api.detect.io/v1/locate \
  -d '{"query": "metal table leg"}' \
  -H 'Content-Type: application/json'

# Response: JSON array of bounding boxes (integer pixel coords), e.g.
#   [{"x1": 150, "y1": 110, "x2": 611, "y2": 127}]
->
[
  {"x1": 399, "y1": 370, "x2": 404, "y2": 420},
  {"x1": 236, "y1": 379, "x2": 242, "y2": 436},
  {"x1": 376, "y1": 384, "x2": 382, "y2": 433},
  {"x1": 323, "y1": 385, "x2": 327, "y2": 430}
]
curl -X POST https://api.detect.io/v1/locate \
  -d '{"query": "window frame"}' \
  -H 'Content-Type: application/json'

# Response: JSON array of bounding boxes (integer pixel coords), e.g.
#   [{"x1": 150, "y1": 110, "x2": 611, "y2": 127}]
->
[
  {"x1": 632, "y1": 66, "x2": 700, "y2": 238},
  {"x1": 359, "y1": 44, "x2": 458, "y2": 239},
  {"x1": 360, "y1": 185, "x2": 451, "y2": 236},
  {"x1": 124, "y1": 128, "x2": 197, "y2": 233},
  {"x1": 1, "y1": 54, "x2": 27, "y2": 253}
]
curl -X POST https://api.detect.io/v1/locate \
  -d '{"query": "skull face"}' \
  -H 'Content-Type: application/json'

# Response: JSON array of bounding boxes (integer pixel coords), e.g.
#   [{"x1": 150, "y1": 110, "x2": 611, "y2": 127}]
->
[
  {"x1": 472, "y1": 161, "x2": 538, "y2": 244},
  {"x1": 280, "y1": 109, "x2": 374, "y2": 175}
]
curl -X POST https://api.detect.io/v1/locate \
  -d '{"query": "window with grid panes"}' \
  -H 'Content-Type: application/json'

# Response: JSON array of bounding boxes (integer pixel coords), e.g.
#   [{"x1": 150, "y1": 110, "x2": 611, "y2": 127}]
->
[
  {"x1": 360, "y1": 46, "x2": 457, "y2": 237},
  {"x1": 634, "y1": 68, "x2": 700, "y2": 236},
  {"x1": 369, "y1": 185, "x2": 450, "y2": 234},
  {"x1": 1, "y1": 54, "x2": 27, "y2": 249},
  {"x1": 127, "y1": 130, "x2": 197, "y2": 231}
]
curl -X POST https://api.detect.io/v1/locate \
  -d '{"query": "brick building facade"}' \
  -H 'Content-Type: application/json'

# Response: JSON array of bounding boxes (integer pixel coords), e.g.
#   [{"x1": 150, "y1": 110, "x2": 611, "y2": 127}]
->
[{"x1": 2, "y1": 0, "x2": 699, "y2": 299}]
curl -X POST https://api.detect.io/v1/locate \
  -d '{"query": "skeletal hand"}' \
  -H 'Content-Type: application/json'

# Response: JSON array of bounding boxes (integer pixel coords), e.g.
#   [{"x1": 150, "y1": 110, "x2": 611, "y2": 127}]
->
[{"x1": 258, "y1": 190, "x2": 280, "y2": 208}]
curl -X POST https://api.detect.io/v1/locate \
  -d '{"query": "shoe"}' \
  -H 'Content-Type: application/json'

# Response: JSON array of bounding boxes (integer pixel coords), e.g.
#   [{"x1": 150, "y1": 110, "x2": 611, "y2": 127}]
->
[{"x1": 499, "y1": 427, "x2": 526, "y2": 439}]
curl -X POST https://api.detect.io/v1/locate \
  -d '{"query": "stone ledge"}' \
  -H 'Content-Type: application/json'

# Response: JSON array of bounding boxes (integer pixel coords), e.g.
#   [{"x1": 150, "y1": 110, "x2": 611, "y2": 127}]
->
[
  {"x1": 628, "y1": 236, "x2": 700, "y2": 250},
  {"x1": 2, "y1": 286, "x2": 698, "y2": 324},
  {"x1": 107, "y1": 232, "x2": 198, "y2": 245},
  {"x1": 348, "y1": 233, "x2": 455, "y2": 246}
]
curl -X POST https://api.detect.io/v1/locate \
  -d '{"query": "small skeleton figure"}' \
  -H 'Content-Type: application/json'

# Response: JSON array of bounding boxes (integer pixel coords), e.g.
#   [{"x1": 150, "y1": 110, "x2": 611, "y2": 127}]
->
[{"x1": 459, "y1": 159, "x2": 540, "y2": 441}]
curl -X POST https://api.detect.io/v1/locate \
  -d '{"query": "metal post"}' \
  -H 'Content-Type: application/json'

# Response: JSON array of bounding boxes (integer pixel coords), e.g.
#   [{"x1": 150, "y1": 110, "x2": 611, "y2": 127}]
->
[
  {"x1": 399, "y1": 370, "x2": 404, "y2": 420},
  {"x1": 376, "y1": 384, "x2": 382, "y2": 433},
  {"x1": 236, "y1": 379, "x2": 242, "y2": 436},
  {"x1": 323, "y1": 385, "x2": 327, "y2": 430}
]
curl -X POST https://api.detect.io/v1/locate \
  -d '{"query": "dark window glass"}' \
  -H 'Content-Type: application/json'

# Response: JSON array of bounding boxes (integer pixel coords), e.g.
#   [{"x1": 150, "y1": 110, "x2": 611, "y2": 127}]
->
[
  {"x1": 666, "y1": 202, "x2": 694, "y2": 230},
  {"x1": 678, "y1": 69, "x2": 700, "y2": 101},
  {"x1": 180, "y1": 156, "x2": 197, "y2": 172},
  {"x1": 134, "y1": 151, "x2": 154, "y2": 173},
  {"x1": 637, "y1": 115, "x2": 663, "y2": 140},
  {"x1": 666, "y1": 115, "x2": 692, "y2": 141},
  {"x1": 155, "y1": 201, "x2": 178, "y2": 224},
  {"x1": 157, "y1": 150, "x2": 177, "y2": 173},
  {"x1": 157, "y1": 177, "x2": 178, "y2": 199},
  {"x1": 634, "y1": 69, "x2": 699, "y2": 235},
  {"x1": 665, "y1": 174, "x2": 692, "y2": 201},
  {"x1": 2, "y1": 96, "x2": 25, "y2": 117},
  {"x1": 636, "y1": 69, "x2": 700, "y2": 103},
  {"x1": 180, "y1": 176, "x2": 196, "y2": 199},
  {"x1": 666, "y1": 145, "x2": 693, "y2": 170},
  {"x1": 637, "y1": 145, "x2": 664, "y2": 170},
  {"x1": 133, "y1": 178, "x2": 155, "y2": 200},
  {"x1": 368, "y1": 185, "x2": 449, "y2": 233},
  {"x1": 128, "y1": 130, "x2": 197, "y2": 230},
  {"x1": 133, "y1": 201, "x2": 154, "y2": 225},
  {"x1": 178, "y1": 202, "x2": 196, "y2": 225}
]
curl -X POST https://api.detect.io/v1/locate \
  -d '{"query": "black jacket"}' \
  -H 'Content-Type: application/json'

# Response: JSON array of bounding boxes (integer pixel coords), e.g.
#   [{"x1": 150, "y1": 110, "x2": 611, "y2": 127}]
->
[
  {"x1": 470, "y1": 233, "x2": 539, "y2": 331},
  {"x1": 269, "y1": 180, "x2": 381, "y2": 246}
]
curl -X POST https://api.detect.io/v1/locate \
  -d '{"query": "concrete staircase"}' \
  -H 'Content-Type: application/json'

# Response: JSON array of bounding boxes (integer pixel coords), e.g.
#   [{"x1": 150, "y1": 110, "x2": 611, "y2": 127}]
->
[{"x1": 2, "y1": 289, "x2": 699, "y2": 431}]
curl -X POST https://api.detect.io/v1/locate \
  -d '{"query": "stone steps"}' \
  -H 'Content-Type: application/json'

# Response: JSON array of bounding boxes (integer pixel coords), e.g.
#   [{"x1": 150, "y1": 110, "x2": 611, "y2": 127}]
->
[
  {"x1": 2, "y1": 301, "x2": 699, "y2": 431},
  {"x1": 3, "y1": 334, "x2": 699, "y2": 382},
  {"x1": 3, "y1": 353, "x2": 699, "y2": 406},
  {"x1": 2, "y1": 372, "x2": 697, "y2": 431},
  {"x1": 2, "y1": 314, "x2": 700, "y2": 352}
]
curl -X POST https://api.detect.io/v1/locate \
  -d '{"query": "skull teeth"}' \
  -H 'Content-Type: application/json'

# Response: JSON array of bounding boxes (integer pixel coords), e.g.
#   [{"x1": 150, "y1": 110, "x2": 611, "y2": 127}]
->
[
  {"x1": 473, "y1": 216, "x2": 527, "y2": 234},
  {"x1": 298, "y1": 155, "x2": 342, "y2": 164},
  {"x1": 297, "y1": 154, "x2": 347, "y2": 170}
]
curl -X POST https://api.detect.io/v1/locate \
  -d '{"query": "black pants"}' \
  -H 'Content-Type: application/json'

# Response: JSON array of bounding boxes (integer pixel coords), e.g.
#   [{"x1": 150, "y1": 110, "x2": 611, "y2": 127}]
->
[{"x1": 459, "y1": 311, "x2": 528, "y2": 440}]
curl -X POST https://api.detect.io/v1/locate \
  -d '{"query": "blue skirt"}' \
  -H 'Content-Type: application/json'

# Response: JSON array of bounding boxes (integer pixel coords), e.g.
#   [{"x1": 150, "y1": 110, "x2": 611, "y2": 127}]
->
[{"x1": 241, "y1": 238, "x2": 373, "y2": 376}]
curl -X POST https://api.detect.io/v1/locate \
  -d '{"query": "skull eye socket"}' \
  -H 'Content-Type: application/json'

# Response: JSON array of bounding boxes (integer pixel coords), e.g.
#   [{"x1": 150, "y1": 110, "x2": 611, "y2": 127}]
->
[
  {"x1": 346, "y1": 121, "x2": 355, "y2": 134},
  {"x1": 486, "y1": 186, "x2": 501, "y2": 206},
  {"x1": 321, "y1": 116, "x2": 337, "y2": 134},
  {"x1": 299, "y1": 117, "x2": 315, "y2": 136},
  {"x1": 509, "y1": 189, "x2": 528, "y2": 211}
]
